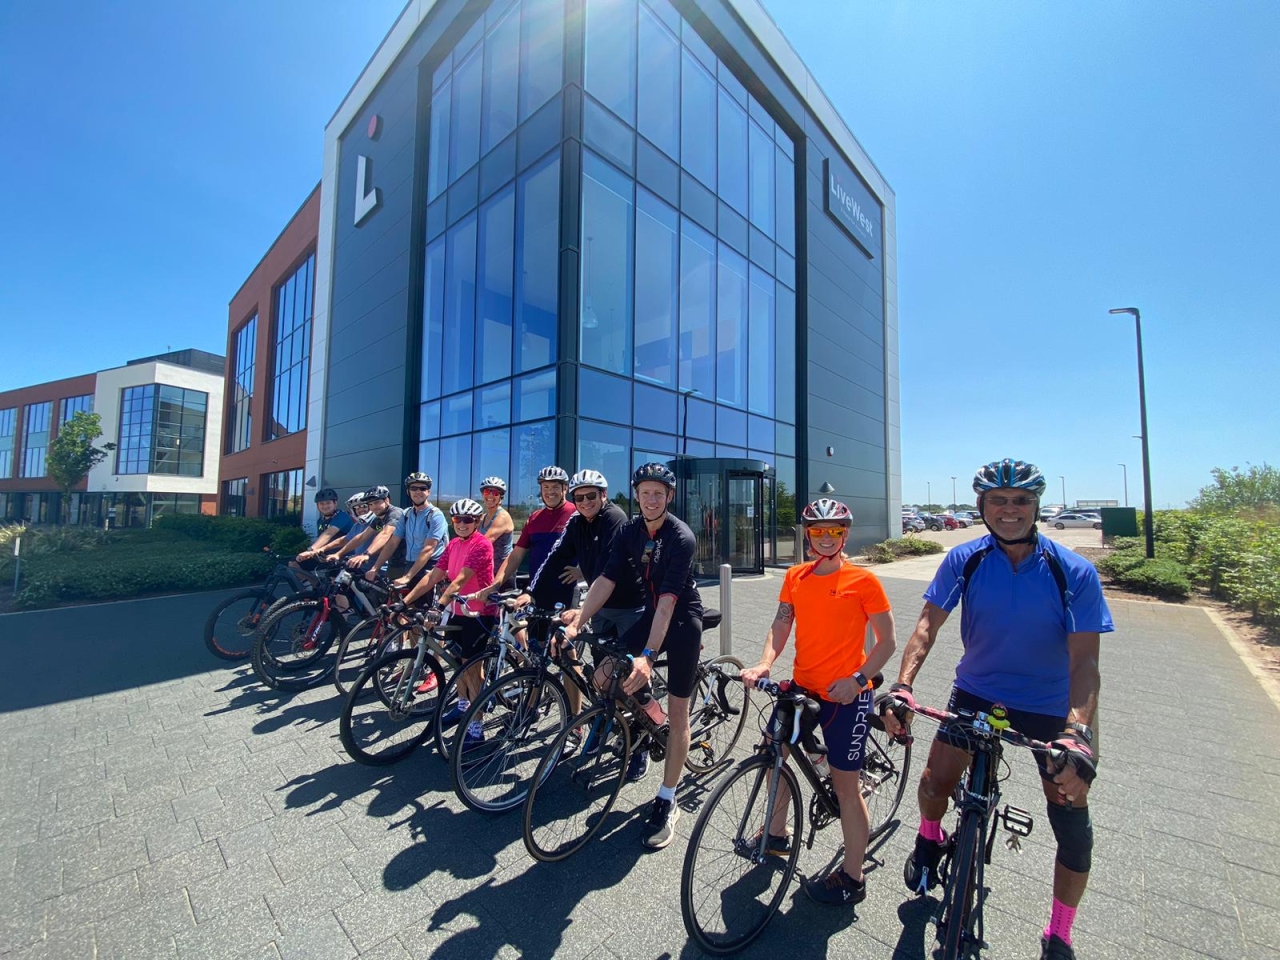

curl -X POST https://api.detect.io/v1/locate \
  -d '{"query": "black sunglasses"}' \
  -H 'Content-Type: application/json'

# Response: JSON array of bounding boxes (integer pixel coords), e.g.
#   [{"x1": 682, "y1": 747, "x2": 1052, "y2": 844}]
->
[{"x1": 573, "y1": 491, "x2": 600, "y2": 503}]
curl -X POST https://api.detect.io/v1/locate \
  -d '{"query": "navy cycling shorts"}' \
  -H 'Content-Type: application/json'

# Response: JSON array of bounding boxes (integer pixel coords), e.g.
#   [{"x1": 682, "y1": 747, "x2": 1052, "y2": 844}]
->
[
  {"x1": 817, "y1": 688, "x2": 876, "y2": 773},
  {"x1": 935, "y1": 686, "x2": 1066, "y2": 781}
]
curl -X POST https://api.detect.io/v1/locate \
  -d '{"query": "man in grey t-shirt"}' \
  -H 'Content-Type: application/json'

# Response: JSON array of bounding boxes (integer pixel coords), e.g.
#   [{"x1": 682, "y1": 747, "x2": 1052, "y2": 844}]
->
[{"x1": 346, "y1": 485, "x2": 406, "y2": 582}]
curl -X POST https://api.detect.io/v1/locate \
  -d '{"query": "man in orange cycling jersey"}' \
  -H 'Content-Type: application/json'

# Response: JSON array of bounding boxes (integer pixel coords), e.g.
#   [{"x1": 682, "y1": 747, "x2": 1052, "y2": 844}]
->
[{"x1": 740, "y1": 498, "x2": 897, "y2": 907}]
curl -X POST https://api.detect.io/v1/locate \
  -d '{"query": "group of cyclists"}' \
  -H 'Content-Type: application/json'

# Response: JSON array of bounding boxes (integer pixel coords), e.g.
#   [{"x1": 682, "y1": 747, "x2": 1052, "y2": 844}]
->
[{"x1": 286, "y1": 456, "x2": 1109, "y2": 960}]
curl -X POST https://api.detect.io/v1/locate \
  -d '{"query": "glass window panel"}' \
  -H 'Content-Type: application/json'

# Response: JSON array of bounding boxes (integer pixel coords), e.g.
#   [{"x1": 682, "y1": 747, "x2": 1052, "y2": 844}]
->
[
  {"x1": 684, "y1": 437, "x2": 715, "y2": 458},
  {"x1": 584, "y1": 0, "x2": 636, "y2": 124},
  {"x1": 748, "y1": 92, "x2": 771, "y2": 129},
  {"x1": 583, "y1": 98, "x2": 635, "y2": 175},
  {"x1": 748, "y1": 414, "x2": 774, "y2": 451},
  {"x1": 748, "y1": 265, "x2": 774, "y2": 416},
  {"x1": 228, "y1": 316, "x2": 256, "y2": 453},
  {"x1": 716, "y1": 405, "x2": 747, "y2": 445},
  {"x1": 474, "y1": 381, "x2": 511, "y2": 429},
  {"x1": 774, "y1": 454, "x2": 796, "y2": 562},
  {"x1": 442, "y1": 392, "x2": 473, "y2": 436},
  {"x1": 633, "y1": 382, "x2": 677, "y2": 436},
  {"x1": 715, "y1": 444, "x2": 746, "y2": 458},
  {"x1": 520, "y1": 0, "x2": 564, "y2": 121},
  {"x1": 775, "y1": 422, "x2": 795, "y2": 456},
  {"x1": 472, "y1": 428, "x2": 511, "y2": 497},
  {"x1": 482, "y1": 7, "x2": 520, "y2": 154},
  {"x1": 419, "y1": 400, "x2": 441, "y2": 441},
  {"x1": 775, "y1": 249, "x2": 795, "y2": 290},
  {"x1": 450, "y1": 45, "x2": 483, "y2": 180},
  {"x1": 515, "y1": 155, "x2": 559, "y2": 372},
  {"x1": 775, "y1": 147, "x2": 795, "y2": 254},
  {"x1": 579, "y1": 367, "x2": 632, "y2": 423},
  {"x1": 633, "y1": 429, "x2": 674, "y2": 456},
  {"x1": 476, "y1": 187, "x2": 515, "y2": 384},
  {"x1": 715, "y1": 244, "x2": 748, "y2": 407},
  {"x1": 749, "y1": 119, "x2": 775, "y2": 237},
  {"x1": 718, "y1": 61, "x2": 746, "y2": 106},
  {"x1": 510, "y1": 419, "x2": 555, "y2": 512},
  {"x1": 717, "y1": 90, "x2": 747, "y2": 214},
  {"x1": 438, "y1": 434, "x2": 473, "y2": 504},
  {"x1": 515, "y1": 368, "x2": 556, "y2": 421},
  {"x1": 633, "y1": 189, "x2": 678, "y2": 386},
  {"x1": 421, "y1": 239, "x2": 446, "y2": 401},
  {"x1": 442, "y1": 215, "x2": 478, "y2": 396},
  {"x1": 681, "y1": 18, "x2": 715, "y2": 70},
  {"x1": 775, "y1": 285, "x2": 796, "y2": 423},
  {"x1": 637, "y1": 7, "x2": 679, "y2": 160},
  {"x1": 581, "y1": 152, "x2": 634, "y2": 373},
  {"x1": 680, "y1": 50, "x2": 716, "y2": 189},
  {"x1": 418, "y1": 440, "x2": 440, "y2": 485},
  {"x1": 678, "y1": 218, "x2": 715, "y2": 396},
  {"x1": 684, "y1": 395, "x2": 715, "y2": 440},
  {"x1": 578, "y1": 419, "x2": 631, "y2": 505}
]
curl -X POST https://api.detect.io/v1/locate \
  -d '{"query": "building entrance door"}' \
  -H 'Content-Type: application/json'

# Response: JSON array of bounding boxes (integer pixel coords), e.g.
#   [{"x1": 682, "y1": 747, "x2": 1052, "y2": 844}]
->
[
  {"x1": 726, "y1": 473, "x2": 762, "y2": 573},
  {"x1": 671, "y1": 458, "x2": 772, "y2": 577}
]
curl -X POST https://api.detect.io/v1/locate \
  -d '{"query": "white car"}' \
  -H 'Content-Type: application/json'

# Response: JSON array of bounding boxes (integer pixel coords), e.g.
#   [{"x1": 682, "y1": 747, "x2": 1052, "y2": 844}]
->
[{"x1": 1051, "y1": 513, "x2": 1102, "y2": 530}]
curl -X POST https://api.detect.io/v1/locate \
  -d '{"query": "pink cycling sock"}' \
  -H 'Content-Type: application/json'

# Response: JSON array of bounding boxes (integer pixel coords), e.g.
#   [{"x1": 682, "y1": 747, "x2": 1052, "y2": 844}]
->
[
  {"x1": 1045, "y1": 898, "x2": 1077, "y2": 945},
  {"x1": 918, "y1": 817, "x2": 945, "y2": 843}
]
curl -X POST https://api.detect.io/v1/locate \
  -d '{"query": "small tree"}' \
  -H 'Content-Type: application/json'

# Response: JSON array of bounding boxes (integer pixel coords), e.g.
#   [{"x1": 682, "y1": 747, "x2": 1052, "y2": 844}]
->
[
  {"x1": 1191, "y1": 463, "x2": 1280, "y2": 515},
  {"x1": 47, "y1": 412, "x2": 116, "y2": 524}
]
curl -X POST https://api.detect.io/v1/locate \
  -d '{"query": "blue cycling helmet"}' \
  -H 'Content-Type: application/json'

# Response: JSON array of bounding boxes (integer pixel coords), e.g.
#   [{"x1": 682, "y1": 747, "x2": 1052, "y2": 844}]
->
[{"x1": 972, "y1": 459, "x2": 1046, "y2": 497}]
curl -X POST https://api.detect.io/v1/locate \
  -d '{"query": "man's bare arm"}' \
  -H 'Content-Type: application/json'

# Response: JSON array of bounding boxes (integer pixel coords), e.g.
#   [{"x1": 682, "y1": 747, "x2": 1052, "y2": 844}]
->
[
  {"x1": 1065, "y1": 632, "x2": 1101, "y2": 730},
  {"x1": 895, "y1": 602, "x2": 951, "y2": 687}
]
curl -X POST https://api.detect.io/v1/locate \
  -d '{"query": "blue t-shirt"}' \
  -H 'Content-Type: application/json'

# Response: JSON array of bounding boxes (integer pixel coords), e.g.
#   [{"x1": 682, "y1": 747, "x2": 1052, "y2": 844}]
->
[
  {"x1": 923, "y1": 534, "x2": 1114, "y2": 716},
  {"x1": 402, "y1": 503, "x2": 448, "y2": 564},
  {"x1": 318, "y1": 510, "x2": 353, "y2": 538}
]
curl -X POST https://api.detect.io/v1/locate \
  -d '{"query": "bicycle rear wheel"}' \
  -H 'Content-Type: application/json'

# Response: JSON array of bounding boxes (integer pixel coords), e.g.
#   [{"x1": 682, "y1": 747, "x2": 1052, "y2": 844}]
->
[
  {"x1": 251, "y1": 599, "x2": 343, "y2": 690},
  {"x1": 864, "y1": 727, "x2": 912, "y2": 840},
  {"x1": 523, "y1": 704, "x2": 631, "y2": 862},
  {"x1": 686, "y1": 655, "x2": 749, "y2": 774},
  {"x1": 333, "y1": 616, "x2": 392, "y2": 697},
  {"x1": 431, "y1": 644, "x2": 523, "y2": 761},
  {"x1": 681, "y1": 755, "x2": 802, "y2": 954},
  {"x1": 204, "y1": 589, "x2": 271, "y2": 661},
  {"x1": 450, "y1": 670, "x2": 570, "y2": 813},
  {"x1": 339, "y1": 650, "x2": 445, "y2": 765},
  {"x1": 937, "y1": 810, "x2": 983, "y2": 960}
]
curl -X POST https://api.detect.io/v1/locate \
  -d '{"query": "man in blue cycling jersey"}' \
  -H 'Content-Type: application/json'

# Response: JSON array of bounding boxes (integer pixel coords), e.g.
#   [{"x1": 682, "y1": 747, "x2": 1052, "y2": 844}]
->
[{"x1": 884, "y1": 459, "x2": 1112, "y2": 960}]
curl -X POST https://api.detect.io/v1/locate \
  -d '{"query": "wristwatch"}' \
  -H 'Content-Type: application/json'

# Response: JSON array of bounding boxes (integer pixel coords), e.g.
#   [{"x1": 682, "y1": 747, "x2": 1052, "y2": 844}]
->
[
  {"x1": 853, "y1": 671, "x2": 870, "y2": 690},
  {"x1": 1066, "y1": 722, "x2": 1094, "y2": 746},
  {"x1": 641, "y1": 647, "x2": 657, "y2": 660}
]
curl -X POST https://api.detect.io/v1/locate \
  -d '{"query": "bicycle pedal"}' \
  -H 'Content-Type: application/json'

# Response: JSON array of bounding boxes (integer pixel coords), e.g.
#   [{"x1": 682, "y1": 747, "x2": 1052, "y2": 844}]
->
[{"x1": 999, "y1": 804, "x2": 1034, "y2": 838}]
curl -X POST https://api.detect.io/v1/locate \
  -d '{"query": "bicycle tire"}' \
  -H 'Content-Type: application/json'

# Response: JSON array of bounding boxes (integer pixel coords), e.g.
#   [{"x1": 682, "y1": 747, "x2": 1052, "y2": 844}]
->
[
  {"x1": 339, "y1": 649, "x2": 446, "y2": 765},
  {"x1": 523, "y1": 703, "x2": 631, "y2": 862},
  {"x1": 681, "y1": 754, "x2": 803, "y2": 954},
  {"x1": 204, "y1": 589, "x2": 271, "y2": 661},
  {"x1": 937, "y1": 809, "x2": 983, "y2": 960},
  {"x1": 449, "y1": 669, "x2": 570, "y2": 814},
  {"x1": 430, "y1": 644, "x2": 524, "y2": 761},
  {"x1": 685, "y1": 654, "x2": 749, "y2": 774},
  {"x1": 251, "y1": 599, "x2": 343, "y2": 690},
  {"x1": 864, "y1": 727, "x2": 912, "y2": 841},
  {"x1": 333, "y1": 615, "x2": 390, "y2": 697}
]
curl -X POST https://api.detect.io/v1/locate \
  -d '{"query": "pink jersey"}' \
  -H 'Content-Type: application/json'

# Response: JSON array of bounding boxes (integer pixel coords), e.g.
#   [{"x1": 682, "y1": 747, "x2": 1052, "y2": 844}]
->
[{"x1": 441, "y1": 532, "x2": 496, "y2": 616}]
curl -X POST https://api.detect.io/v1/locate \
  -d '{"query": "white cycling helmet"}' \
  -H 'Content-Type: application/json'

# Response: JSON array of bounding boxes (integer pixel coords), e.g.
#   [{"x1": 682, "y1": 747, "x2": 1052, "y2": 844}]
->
[
  {"x1": 568, "y1": 469, "x2": 608, "y2": 494},
  {"x1": 450, "y1": 498, "x2": 485, "y2": 518},
  {"x1": 479, "y1": 476, "x2": 507, "y2": 495},
  {"x1": 537, "y1": 465, "x2": 569, "y2": 484}
]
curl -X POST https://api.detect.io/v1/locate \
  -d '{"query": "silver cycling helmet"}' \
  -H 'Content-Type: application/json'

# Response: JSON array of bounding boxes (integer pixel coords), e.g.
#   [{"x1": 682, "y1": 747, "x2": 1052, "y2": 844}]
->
[{"x1": 568, "y1": 469, "x2": 608, "y2": 494}]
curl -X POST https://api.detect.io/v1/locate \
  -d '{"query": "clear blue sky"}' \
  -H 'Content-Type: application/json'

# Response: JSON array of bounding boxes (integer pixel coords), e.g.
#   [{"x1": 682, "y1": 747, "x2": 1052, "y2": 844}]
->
[{"x1": 2, "y1": 1, "x2": 1275, "y2": 508}]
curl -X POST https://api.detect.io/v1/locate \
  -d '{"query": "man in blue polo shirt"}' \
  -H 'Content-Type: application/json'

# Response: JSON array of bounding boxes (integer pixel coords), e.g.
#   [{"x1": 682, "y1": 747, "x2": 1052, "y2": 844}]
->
[
  {"x1": 883, "y1": 459, "x2": 1112, "y2": 960},
  {"x1": 391, "y1": 472, "x2": 448, "y2": 588}
]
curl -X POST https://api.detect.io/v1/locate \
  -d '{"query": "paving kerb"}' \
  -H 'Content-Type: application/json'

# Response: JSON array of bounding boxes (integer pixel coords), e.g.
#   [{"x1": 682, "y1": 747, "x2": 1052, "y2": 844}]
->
[{"x1": 2, "y1": 546, "x2": 1279, "y2": 959}]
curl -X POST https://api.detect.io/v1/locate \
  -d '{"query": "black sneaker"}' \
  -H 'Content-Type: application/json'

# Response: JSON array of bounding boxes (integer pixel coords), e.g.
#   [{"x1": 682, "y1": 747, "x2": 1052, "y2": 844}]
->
[
  {"x1": 1040, "y1": 934, "x2": 1076, "y2": 960},
  {"x1": 745, "y1": 828, "x2": 791, "y2": 858},
  {"x1": 625, "y1": 750, "x2": 650, "y2": 783},
  {"x1": 804, "y1": 869, "x2": 866, "y2": 907},
  {"x1": 904, "y1": 832, "x2": 947, "y2": 894},
  {"x1": 642, "y1": 795, "x2": 680, "y2": 849}
]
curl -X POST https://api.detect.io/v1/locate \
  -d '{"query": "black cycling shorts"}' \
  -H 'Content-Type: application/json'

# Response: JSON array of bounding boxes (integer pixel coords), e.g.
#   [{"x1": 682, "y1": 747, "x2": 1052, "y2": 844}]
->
[
  {"x1": 453, "y1": 615, "x2": 496, "y2": 660},
  {"x1": 935, "y1": 686, "x2": 1066, "y2": 781},
  {"x1": 621, "y1": 610, "x2": 702, "y2": 699}
]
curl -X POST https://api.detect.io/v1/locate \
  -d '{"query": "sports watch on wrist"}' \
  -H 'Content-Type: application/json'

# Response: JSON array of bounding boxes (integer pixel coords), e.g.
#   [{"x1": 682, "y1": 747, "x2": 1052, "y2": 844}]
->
[
  {"x1": 642, "y1": 647, "x2": 657, "y2": 660},
  {"x1": 853, "y1": 671, "x2": 870, "y2": 690},
  {"x1": 1066, "y1": 722, "x2": 1094, "y2": 746}
]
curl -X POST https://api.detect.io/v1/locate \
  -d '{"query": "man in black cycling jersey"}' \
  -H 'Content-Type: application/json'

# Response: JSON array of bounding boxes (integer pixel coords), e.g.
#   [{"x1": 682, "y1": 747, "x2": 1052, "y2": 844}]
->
[{"x1": 566, "y1": 462, "x2": 702, "y2": 850}]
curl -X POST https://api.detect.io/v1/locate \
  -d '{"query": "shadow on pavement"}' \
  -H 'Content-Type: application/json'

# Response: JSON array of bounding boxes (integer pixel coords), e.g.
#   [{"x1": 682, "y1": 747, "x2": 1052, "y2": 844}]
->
[{"x1": 0, "y1": 587, "x2": 245, "y2": 713}]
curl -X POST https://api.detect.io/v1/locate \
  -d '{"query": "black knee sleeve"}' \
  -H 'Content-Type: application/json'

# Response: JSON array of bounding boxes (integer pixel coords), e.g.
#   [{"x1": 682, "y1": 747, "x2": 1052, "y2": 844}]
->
[{"x1": 1047, "y1": 802, "x2": 1093, "y2": 874}]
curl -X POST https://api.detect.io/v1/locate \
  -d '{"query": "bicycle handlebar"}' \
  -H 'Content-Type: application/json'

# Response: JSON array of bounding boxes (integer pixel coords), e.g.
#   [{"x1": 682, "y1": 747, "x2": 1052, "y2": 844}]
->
[{"x1": 879, "y1": 690, "x2": 1068, "y2": 769}]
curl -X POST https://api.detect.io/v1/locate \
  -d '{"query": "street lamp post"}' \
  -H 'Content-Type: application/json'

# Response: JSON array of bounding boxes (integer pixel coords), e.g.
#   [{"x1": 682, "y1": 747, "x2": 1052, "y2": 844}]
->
[
  {"x1": 1110, "y1": 307, "x2": 1156, "y2": 559},
  {"x1": 927, "y1": 481, "x2": 931, "y2": 507},
  {"x1": 678, "y1": 387, "x2": 699, "y2": 458},
  {"x1": 1059, "y1": 475, "x2": 1066, "y2": 510},
  {"x1": 950, "y1": 476, "x2": 956, "y2": 510},
  {"x1": 1118, "y1": 463, "x2": 1128, "y2": 507}
]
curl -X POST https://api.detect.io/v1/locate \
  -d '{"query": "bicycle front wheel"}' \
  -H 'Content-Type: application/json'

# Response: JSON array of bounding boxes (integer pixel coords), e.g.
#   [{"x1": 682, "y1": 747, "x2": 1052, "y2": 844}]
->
[
  {"x1": 523, "y1": 704, "x2": 631, "y2": 863},
  {"x1": 251, "y1": 599, "x2": 343, "y2": 690},
  {"x1": 681, "y1": 755, "x2": 802, "y2": 955},
  {"x1": 937, "y1": 809, "x2": 983, "y2": 960},
  {"x1": 450, "y1": 670, "x2": 570, "y2": 813},
  {"x1": 339, "y1": 650, "x2": 445, "y2": 765},
  {"x1": 333, "y1": 616, "x2": 392, "y2": 697},
  {"x1": 204, "y1": 589, "x2": 271, "y2": 661},
  {"x1": 864, "y1": 727, "x2": 912, "y2": 841},
  {"x1": 431, "y1": 644, "x2": 523, "y2": 761},
  {"x1": 686, "y1": 655, "x2": 749, "y2": 774}
]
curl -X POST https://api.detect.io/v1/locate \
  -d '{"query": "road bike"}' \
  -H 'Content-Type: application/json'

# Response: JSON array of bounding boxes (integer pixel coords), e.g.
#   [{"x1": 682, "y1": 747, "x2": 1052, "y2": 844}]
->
[{"x1": 680, "y1": 675, "x2": 912, "y2": 954}]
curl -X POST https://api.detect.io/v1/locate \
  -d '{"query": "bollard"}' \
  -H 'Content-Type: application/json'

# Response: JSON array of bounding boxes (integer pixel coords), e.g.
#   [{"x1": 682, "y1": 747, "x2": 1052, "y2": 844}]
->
[
  {"x1": 719, "y1": 563, "x2": 733, "y2": 656},
  {"x1": 12, "y1": 535, "x2": 21, "y2": 595}
]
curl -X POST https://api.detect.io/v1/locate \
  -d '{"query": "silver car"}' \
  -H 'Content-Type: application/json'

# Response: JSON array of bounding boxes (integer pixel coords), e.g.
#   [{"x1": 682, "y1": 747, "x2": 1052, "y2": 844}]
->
[{"x1": 1051, "y1": 513, "x2": 1102, "y2": 530}]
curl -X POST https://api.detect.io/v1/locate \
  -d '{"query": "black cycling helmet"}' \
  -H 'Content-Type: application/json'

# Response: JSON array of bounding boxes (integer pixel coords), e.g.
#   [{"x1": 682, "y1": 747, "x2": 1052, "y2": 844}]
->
[
  {"x1": 364, "y1": 484, "x2": 391, "y2": 501},
  {"x1": 972, "y1": 459, "x2": 1046, "y2": 497},
  {"x1": 801, "y1": 498, "x2": 853, "y2": 525},
  {"x1": 314, "y1": 487, "x2": 338, "y2": 503},
  {"x1": 404, "y1": 472, "x2": 432, "y2": 489},
  {"x1": 537, "y1": 465, "x2": 569, "y2": 484},
  {"x1": 632, "y1": 462, "x2": 676, "y2": 491}
]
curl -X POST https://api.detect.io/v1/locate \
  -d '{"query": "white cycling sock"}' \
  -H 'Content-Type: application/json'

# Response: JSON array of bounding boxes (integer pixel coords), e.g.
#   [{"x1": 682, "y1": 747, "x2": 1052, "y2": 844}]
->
[{"x1": 657, "y1": 783, "x2": 676, "y2": 802}]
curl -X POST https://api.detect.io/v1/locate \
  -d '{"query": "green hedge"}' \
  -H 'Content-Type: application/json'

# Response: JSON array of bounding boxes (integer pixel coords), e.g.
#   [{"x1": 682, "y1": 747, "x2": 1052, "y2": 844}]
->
[
  {"x1": 862, "y1": 536, "x2": 946, "y2": 564},
  {"x1": 1100, "y1": 556, "x2": 1191, "y2": 600}
]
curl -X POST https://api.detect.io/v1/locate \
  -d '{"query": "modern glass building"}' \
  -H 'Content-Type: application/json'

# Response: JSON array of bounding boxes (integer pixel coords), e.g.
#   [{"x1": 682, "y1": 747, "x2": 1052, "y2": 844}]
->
[{"x1": 307, "y1": 0, "x2": 901, "y2": 574}]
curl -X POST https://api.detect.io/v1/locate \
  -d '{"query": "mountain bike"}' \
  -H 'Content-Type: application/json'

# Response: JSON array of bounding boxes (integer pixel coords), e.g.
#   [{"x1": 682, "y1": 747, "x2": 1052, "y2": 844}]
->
[
  {"x1": 203, "y1": 555, "x2": 317, "y2": 660},
  {"x1": 680, "y1": 676, "x2": 912, "y2": 954}
]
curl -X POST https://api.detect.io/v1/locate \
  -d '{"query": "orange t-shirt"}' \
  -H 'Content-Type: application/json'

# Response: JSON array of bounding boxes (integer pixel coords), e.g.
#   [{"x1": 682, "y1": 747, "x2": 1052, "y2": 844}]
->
[{"x1": 779, "y1": 559, "x2": 892, "y2": 698}]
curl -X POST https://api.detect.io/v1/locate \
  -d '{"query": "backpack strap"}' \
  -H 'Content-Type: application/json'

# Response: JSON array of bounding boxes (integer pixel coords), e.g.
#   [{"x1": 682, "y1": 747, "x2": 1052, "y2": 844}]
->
[
  {"x1": 957, "y1": 544, "x2": 995, "y2": 603},
  {"x1": 959, "y1": 539, "x2": 1075, "y2": 624}
]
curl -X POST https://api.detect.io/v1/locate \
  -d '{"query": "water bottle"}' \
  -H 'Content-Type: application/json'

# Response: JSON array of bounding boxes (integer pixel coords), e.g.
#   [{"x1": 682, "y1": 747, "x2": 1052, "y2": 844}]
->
[
  {"x1": 640, "y1": 696, "x2": 667, "y2": 727},
  {"x1": 809, "y1": 751, "x2": 830, "y2": 779}
]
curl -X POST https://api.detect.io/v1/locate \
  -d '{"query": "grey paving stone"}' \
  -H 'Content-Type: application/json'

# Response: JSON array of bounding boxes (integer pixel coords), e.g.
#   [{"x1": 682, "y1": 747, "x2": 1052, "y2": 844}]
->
[
  {"x1": 173, "y1": 895, "x2": 279, "y2": 960},
  {"x1": 196, "y1": 796, "x2": 276, "y2": 845},
  {"x1": 172, "y1": 786, "x2": 225, "y2": 823},
  {"x1": 37, "y1": 798, "x2": 118, "y2": 840},
  {"x1": 137, "y1": 841, "x2": 227, "y2": 898},
  {"x1": 1144, "y1": 893, "x2": 1246, "y2": 960},
  {"x1": 185, "y1": 853, "x2": 284, "y2": 923},
  {"x1": 274, "y1": 911, "x2": 357, "y2": 960},
  {"x1": 332, "y1": 882, "x2": 434, "y2": 952},
  {"x1": 180, "y1": 756, "x2": 251, "y2": 793},
  {"x1": 95, "y1": 888, "x2": 194, "y2": 960},
  {"x1": 217, "y1": 819, "x2": 274, "y2": 867},
  {"x1": 2, "y1": 919, "x2": 97, "y2": 960},
  {"x1": 1233, "y1": 862, "x2": 1280, "y2": 908},
  {"x1": 265, "y1": 860, "x2": 364, "y2": 935},
  {"x1": 145, "y1": 818, "x2": 205, "y2": 864},
  {"x1": 1143, "y1": 827, "x2": 1230, "y2": 878},
  {"x1": 1240, "y1": 898, "x2": 1280, "y2": 952},
  {"x1": 1222, "y1": 832, "x2": 1280, "y2": 876},
  {"x1": 0, "y1": 895, "x2": 47, "y2": 953},
  {"x1": 113, "y1": 778, "x2": 190, "y2": 818},
  {"x1": 354, "y1": 936, "x2": 413, "y2": 960},
  {"x1": 1143, "y1": 859, "x2": 1238, "y2": 917},
  {"x1": 43, "y1": 868, "x2": 141, "y2": 928}
]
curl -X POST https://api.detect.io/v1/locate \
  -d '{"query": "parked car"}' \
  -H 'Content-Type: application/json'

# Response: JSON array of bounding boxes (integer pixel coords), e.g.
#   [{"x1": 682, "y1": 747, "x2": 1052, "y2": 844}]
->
[
  {"x1": 939, "y1": 515, "x2": 961, "y2": 530},
  {"x1": 902, "y1": 515, "x2": 925, "y2": 533},
  {"x1": 965, "y1": 511, "x2": 983, "y2": 525},
  {"x1": 1039, "y1": 506, "x2": 1061, "y2": 522},
  {"x1": 917, "y1": 513, "x2": 947, "y2": 532},
  {"x1": 1051, "y1": 513, "x2": 1102, "y2": 530},
  {"x1": 947, "y1": 513, "x2": 971, "y2": 528}
]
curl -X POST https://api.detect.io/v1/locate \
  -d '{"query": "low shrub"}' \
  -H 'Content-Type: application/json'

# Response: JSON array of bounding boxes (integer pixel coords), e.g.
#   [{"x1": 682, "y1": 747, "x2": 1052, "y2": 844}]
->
[
  {"x1": 1097, "y1": 551, "x2": 1148, "y2": 579},
  {"x1": 861, "y1": 536, "x2": 945, "y2": 563},
  {"x1": 271, "y1": 525, "x2": 312, "y2": 555},
  {"x1": 147, "y1": 514, "x2": 282, "y2": 551},
  {"x1": 1105, "y1": 557, "x2": 1192, "y2": 600}
]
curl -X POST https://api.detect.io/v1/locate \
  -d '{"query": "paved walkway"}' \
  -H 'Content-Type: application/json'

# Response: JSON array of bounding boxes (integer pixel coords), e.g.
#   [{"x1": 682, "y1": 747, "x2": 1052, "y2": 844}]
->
[{"x1": 2, "y1": 564, "x2": 1279, "y2": 959}]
